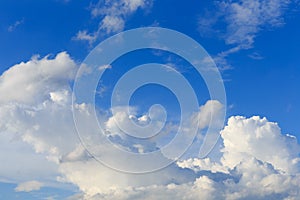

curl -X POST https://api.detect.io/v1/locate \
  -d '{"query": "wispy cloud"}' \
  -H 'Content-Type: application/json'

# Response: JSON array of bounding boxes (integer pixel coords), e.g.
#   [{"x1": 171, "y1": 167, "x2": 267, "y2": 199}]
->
[
  {"x1": 199, "y1": 0, "x2": 292, "y2": 68},
  {"x1": 200, "y1": 0, "x2": 291, "y2": 48},
  {"x1": 8, "y1": 18, "x2": 24, "y2": 32},
  {"x1": 248, "y1": 52, "x2": 264, "y2": 60},
  {"x1": 74, "y1": 0, "x2": 152, "y2": 44},
  {"x1": 221, "y1": 0, "x2": 290, "y2": 48}
]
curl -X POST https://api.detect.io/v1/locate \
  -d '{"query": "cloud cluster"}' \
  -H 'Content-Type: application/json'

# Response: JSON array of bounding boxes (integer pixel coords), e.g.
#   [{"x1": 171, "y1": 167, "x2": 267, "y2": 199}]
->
[
  {"x1": 76, "y1": 115, "x2": 300, "y2": 200},
  {"x1": 0, "y1": 52, "x2": 299, "y2": 199},
  {"x1": 63, "y1": 115, "x2": 300, "y2": 199}
]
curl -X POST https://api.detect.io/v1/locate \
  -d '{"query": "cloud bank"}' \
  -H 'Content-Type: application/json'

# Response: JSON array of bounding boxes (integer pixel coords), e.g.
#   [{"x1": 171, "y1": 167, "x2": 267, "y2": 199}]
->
[{"x1": 0, "y1": 52, "x2": 299, "y2": 199}]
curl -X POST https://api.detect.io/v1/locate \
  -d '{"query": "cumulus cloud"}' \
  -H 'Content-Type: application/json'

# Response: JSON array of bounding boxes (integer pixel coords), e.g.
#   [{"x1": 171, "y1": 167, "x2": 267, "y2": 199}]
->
[
  {"x1": 0, "y1": 52, "x2": 79, "y2": 184},
  {"x1": 0, "y1": 52, "x2": 299, "y2": 199},
  {"x1": 220, "y1": 116, "x2": 300, "y2": 174},
  {"x1": 0, "y1": 52, "x2": 76, "y2": 104},
  {"x1": 178, "y1": 116, "x2": 300, "y2": 200},
  {"x1": 15, "y1": 181, "x2": 43, "y2": 192},
  {"x1": 0, "y1": 51, "x2": 195, "y2": 196},
  {"x1": 75, "y1": 0, "x2": 152, "y2": 43},
  {"x1": 87, "y1": 115, "x2": 299, "y2": 200}
]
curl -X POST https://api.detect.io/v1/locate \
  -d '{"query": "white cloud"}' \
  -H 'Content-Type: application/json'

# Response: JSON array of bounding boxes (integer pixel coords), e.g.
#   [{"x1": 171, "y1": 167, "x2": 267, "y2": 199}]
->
[
  {"x1": 194, "y1": 100, "x2": 224, "y2": 129},
  {"x1": 222, "y1": 157, "x2": 300, "y2": 200},
  {"x1": 62, "y1": 114, "x2": 300, "y2": 199},
  {"x1": 177, "y1": 157, "x2": 228, "y2": 174},
  {"x1": 0, "y1": 52, "x2": 76, "y2": 104},
  {"x1": 220, "y1": 116, "x2": 300, "y2": 174},
  {"x1": 200, "y1": 0, "x2": 291, "y2": 48},
  {"x1": 0, "y1": 52, "x2": 79, "y2": 184},
  {"x1": 15, "y1": 181, "x2": 43, "y2": 192},
  {"x1": 199, "y1": 0, "x2": 292, "y2": 68},
  {"x1": 58, "y1": 159, "x2": 196, "y2": 198},
  {"x1": 222, "y1": 0, "x2": 290, "y2": 48},
  {"x1": 0, "y1": 52, "x2": 299, "y2": 199},
  {"x1": 0, "y1": 51, "x2": 195, "y2": 196},
  {"x1": 0, "y1": 129, "x2": 59, "y2": 183},
  {"x1": 84, "y1": 176, "x2": 220, "y2": 200},
  {"x1": 74, "y1": 30, "x2": 97, "y2": 44},
  {"x1": 100, "y1": 15, "x2": 125, "y2": 34},
  {"x1": 75, "y1": 0, "x2": 152, "y2": 42}
]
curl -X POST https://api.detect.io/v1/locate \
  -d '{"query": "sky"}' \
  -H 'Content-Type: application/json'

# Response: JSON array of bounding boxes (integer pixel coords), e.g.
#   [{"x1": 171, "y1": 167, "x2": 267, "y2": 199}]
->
[{"x1": 0, "y1": 0, "x2": 300, "y2": 199}]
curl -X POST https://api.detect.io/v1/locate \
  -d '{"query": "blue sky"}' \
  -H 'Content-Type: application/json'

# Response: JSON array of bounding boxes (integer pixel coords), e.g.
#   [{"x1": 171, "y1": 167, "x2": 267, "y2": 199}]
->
[{"x1": 1, "y1": 0, "x2": 300, "y2": 199}]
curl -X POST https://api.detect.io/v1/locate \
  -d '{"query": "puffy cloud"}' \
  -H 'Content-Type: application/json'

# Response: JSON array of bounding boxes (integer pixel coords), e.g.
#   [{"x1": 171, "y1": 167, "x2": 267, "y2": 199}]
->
[
  {"x1": 178, "y1": 116, "x2": 300, "y2": 200},
  {"x1": 0, "y1": 51, "x2": 195, "y2": 197},
  {"x1": 223, "y1": 157, "x2": 300, "y2": 199},
  {"x1": 220, "y1": 116, "x2": 300, "y2": 174},
  {"x1": 64, "y1": 115, "x2": 300, "y2": 199},
  {"x1": 15, "y1": 181, "x2": 43, "y2": 192},
  {"x1": 0, "y1": 52, "x2": 76, "y2": 104}
]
